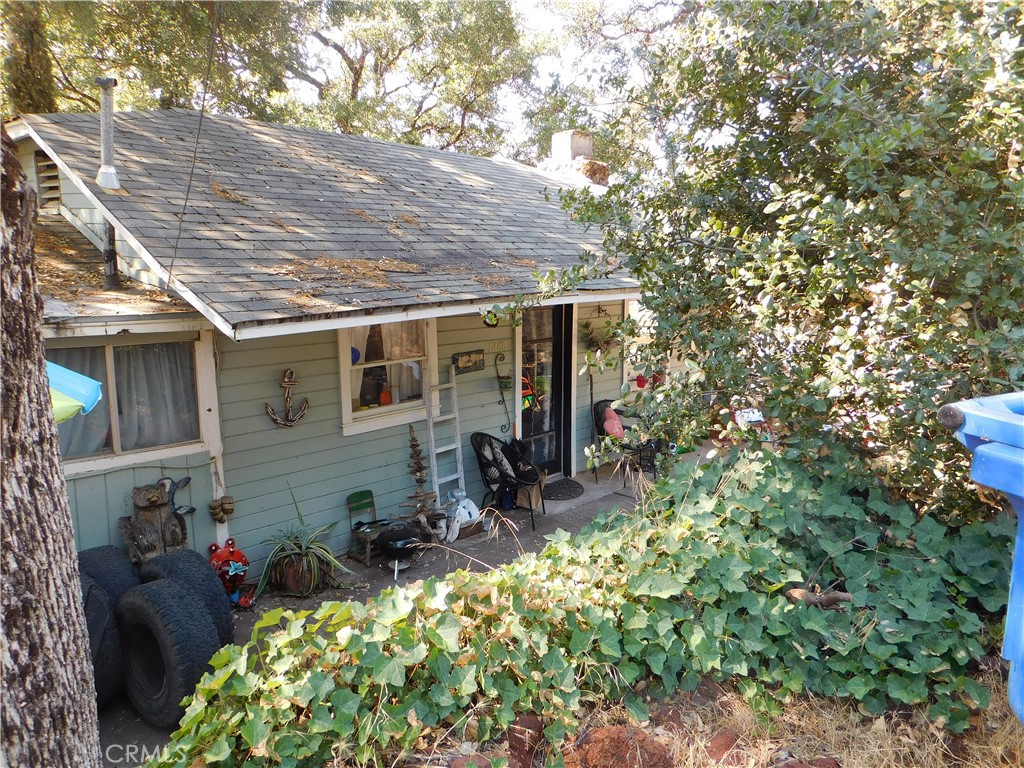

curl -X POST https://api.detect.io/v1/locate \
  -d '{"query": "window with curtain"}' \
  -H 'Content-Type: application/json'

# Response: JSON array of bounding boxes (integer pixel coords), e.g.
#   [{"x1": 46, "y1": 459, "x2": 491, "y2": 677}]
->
[
  {"x1": 341, "y1": 320, "x2": 432, "y2": 433},
  {"x1": 348, "y1": 321, "x2": 425, "y2": 409},
  {"x1": 48, "y1": 341, "x2": 200, "y2": 460}
]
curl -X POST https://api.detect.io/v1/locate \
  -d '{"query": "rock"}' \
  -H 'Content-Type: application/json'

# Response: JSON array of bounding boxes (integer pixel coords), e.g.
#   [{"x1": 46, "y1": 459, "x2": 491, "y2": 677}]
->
[
  {"x1": 507, "y1": 713, "x2": 544, "y2": 768},
  {"x1": 449, "y1": 755, "x2": 493, "y2": 768},
  {"x1": 650, "y1": 703, "x2": 687, "y2": 732},
  {"x1": 562, "y1": 726, "x2": 672, "y2": 768},
  {"x1": 706, "y1": 729, "x2": 748, "y2": 765},
  {"x1": 691, "y1": 676, "x2": 727, "y2": 708}
]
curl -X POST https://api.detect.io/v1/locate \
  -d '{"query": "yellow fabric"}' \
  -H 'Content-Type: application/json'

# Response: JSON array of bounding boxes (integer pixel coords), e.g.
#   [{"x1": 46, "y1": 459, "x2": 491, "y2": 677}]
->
[{"x1": 51, "y1": 388, "x2": 84, "y2": 423}]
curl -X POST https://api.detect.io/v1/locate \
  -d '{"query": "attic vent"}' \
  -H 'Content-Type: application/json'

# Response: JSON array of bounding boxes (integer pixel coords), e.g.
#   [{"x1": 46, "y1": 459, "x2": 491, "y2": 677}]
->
[{"x1": 34, "y1": 152, "x2": 61, "y2": 209}]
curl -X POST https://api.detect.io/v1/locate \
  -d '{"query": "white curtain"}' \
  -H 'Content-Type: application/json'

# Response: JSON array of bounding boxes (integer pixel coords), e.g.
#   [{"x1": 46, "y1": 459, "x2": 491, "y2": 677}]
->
[
  {"x1": 115, "y1": 343, "x2": 199, "y2": 451},
  {"x1": 50, "y1": 342, "x2": 199, "y2": 458},
  {"x1": 351, "y1": 322, "x2": 424, "y2": 405},
  {"x1": 382, "y1": 322, "x2": 424, "y2": 401}
]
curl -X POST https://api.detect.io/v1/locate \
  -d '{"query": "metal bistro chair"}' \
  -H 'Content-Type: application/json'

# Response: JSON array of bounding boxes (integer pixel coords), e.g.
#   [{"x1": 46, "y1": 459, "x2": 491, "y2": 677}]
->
[
  {"x1": 470, "y1": 432, "x2": 546, "y2": 531},
  {"x1": 593, "y1": 399, "x2": 659, "y2": 487}
]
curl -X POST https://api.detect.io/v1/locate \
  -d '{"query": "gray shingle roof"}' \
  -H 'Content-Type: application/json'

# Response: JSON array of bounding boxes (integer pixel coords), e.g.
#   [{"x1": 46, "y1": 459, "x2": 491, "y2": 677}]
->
[{"x1": 21, "y1": 110, "x2": 635, "y2": 335}]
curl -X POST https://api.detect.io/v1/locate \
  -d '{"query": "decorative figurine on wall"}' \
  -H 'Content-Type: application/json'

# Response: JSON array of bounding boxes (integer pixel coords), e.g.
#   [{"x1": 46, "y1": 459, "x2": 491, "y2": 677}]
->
[{"x1": 265, "y1": 368, "x2": 309, "y2": 427}]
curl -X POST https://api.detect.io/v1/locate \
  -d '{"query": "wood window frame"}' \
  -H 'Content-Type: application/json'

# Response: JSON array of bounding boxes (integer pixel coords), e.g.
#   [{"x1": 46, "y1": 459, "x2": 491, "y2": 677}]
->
[{"x1": 337, "y1": 319, "x2": 438, "y2": 436}]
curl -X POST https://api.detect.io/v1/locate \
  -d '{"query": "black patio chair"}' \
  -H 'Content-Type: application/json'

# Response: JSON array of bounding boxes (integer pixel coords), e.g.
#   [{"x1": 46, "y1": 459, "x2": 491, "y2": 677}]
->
[
  {"x1": 470, "y1": 431, "x2": 546, "y2": 531},
  {"x1": 593, "y1": 399, "x2": 659, "y2": 486}
]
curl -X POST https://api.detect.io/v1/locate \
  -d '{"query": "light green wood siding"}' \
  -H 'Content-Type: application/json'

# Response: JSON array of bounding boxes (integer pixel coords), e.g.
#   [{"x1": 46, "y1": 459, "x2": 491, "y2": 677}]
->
[
  {"x1": 436, "y1": 314, "x2": 518, "y2": 504},
  {"x1": 216, "y1": 318, "x2": 524, "y2": 574},
  {"x1": 65, "y1": 450, "x2": 217, "y2": 554},
  {"x1": 60, "y1": 298, "x2": 631, "y2": 571},
  {"x1": 219, "y1": 331, "x2": 350, "y2": 574},
  {"x1": 574, "y1": 302, "x2": 626, "y2": 472},
  {"x1": 217, "y1": 330, "x2": 452, "y2": 575}
]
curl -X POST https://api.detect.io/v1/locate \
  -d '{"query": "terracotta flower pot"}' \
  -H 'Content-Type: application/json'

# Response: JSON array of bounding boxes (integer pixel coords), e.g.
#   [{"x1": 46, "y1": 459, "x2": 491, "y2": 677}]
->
[{"x1": 281, "y1": 557, "x2": 315, "y2": 595}]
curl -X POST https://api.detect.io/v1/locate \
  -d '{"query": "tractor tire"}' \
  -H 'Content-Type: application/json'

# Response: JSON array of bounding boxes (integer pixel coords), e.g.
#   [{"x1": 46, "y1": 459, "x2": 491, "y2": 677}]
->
[
  {"x1": 78, "y1": 573, "x2": 123, "y2": 708},
  {"x1": 78, "y1": 545, "x2": 140, "y2": 606},
  {"x1": 115, "y1": 580, "x2": 220, "y2": 728},
  {"x1": 138, "y1": 549, "x2": 234, "y2": 646}
]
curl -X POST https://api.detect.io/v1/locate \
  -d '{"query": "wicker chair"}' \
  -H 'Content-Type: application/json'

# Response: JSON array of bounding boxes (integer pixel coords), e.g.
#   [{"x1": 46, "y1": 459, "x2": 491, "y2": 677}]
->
[{"x1": 470, "y1": 431, "x2": 546, "y2": 530}]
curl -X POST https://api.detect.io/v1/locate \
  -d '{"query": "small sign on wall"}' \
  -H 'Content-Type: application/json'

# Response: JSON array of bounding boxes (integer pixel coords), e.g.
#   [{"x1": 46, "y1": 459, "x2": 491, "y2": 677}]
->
[{"x1": 452, "y1": 349, "x2": 485, "y2": 375}]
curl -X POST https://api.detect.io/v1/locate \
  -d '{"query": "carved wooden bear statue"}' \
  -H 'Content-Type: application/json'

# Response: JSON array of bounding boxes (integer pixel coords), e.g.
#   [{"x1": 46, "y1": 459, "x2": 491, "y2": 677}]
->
[{"x1": 118, "y1": 479, "x2": 189, "y2": 565}]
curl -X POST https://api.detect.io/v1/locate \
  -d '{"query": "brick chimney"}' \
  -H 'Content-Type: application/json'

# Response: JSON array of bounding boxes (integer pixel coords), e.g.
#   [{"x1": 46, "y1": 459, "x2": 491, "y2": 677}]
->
[{"x1": 549, "y1": 129, "x2": 609, "y2": 186}]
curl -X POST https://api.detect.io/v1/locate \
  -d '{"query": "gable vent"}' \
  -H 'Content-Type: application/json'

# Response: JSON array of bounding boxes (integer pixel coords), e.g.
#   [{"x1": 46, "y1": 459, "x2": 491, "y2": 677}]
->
[{"x1": 34, "y1": 151, "x2": 61, "y2": 209}]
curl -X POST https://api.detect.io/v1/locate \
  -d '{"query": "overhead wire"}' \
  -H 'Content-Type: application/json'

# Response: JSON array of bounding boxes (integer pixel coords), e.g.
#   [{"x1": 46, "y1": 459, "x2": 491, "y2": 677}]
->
[{"x1": 167, "y1": 1, "x2": 220, "y2": 284}]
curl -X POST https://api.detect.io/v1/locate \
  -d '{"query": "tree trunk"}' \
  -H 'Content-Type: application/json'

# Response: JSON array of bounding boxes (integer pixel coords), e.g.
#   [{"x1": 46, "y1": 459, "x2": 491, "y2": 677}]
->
[{"x1": 1, "y1": 129, "x2": 101, "y2": 767}]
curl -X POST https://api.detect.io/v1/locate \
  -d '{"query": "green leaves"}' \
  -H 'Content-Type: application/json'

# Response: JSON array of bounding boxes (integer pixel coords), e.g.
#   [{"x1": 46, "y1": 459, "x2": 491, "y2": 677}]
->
[
  {"x1": 560, "y1": 0, "x2": 1023, "y2": 523},
  {"x1": 425, "y1": 613, "x2": 463, "y2": 654},
  {"x1": 150, "y1": 453, "x2": 1011, "y2": 766}
]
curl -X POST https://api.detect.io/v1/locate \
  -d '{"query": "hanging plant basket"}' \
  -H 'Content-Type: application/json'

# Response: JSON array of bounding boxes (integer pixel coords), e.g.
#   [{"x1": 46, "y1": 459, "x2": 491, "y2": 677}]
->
[{"x1": 497, "y1": 374, "x2": 513, "y2": 391}]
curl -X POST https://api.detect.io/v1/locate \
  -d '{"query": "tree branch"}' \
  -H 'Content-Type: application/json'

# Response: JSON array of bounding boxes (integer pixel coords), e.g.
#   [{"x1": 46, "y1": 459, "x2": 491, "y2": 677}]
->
[
  {"x1": 287, "y1": 66, "x2": 327, "y2": 99},
  {"x1": 311, "y1": 30, "x2": 366, "y2": 98},
  {"x1": 785, "y1": 588, "x2": 852, "y2": 609},
  {"x1": 50, "y1": 54, "x2": 99, "y2": 109}
]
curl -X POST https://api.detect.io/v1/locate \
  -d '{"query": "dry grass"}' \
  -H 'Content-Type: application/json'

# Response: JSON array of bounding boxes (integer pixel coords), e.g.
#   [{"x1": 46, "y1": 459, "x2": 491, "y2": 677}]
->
[
  {"x1": 268, "y1": 254, "x2": 425, "y2": 291},
  {"x1": 613, "y1": 672, "x2": 1022, "y2": 768},
  {"x1": 407, "y1": 672, "x2": 1023, "y2": 767},
  {"x1": 351, "y1": 208, "x2": 380, "y2": 224},
  {"x1": 34, "y1": 227, "x2": 105, "y2": 298},
  {"x1": 376, "y1": 256, "x2": 425, "y2": 274},
  {"x1": 473, "y1": 273, "x2": 514, "y2": 288},
  {"x1": 394, "y1": 213, "x2": 422, "y2": 228},
  {"x1": 271, "y1": 214, "x2": 298, "y2": 232},
  {"x1": 33, "y1": 225, "x2": 186, "y2": 308}
]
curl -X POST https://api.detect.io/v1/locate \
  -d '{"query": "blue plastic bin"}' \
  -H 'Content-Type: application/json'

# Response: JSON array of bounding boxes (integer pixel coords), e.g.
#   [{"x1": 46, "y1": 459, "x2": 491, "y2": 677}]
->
[{"x1": 939, "y1": 391, "x2": 1024, "y2": 723}]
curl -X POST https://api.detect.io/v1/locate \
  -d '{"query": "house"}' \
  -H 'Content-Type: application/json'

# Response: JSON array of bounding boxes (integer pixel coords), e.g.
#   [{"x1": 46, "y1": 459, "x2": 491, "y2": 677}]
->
[{"x1": 6, "y1": 104, "x2": 638, "y2": 572}]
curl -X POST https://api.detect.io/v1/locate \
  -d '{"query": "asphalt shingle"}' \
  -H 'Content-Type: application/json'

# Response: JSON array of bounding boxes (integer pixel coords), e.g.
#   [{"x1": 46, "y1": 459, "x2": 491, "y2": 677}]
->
[{"x1": 22, "y1": 109, "x2": 636, "y2": 334}]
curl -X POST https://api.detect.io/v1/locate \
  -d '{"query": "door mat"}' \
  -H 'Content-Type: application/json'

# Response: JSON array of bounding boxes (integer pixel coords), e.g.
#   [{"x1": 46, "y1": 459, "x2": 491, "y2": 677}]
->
[{"x1": 542, "y1": 478, "x2": 585, "y2": 501}]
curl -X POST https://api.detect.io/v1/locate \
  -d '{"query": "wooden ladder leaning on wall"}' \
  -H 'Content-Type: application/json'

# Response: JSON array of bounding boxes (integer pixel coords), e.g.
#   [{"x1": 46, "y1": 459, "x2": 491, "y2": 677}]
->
[{"x1": 423, "y1": 363, "x2": 466, "y2": 506}]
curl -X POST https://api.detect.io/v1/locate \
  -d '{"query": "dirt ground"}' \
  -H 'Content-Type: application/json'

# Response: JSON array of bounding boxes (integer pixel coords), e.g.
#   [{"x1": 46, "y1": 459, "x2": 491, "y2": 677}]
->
[{"x1": 98, "y1": 467, "x2": 636, "y2": 767}]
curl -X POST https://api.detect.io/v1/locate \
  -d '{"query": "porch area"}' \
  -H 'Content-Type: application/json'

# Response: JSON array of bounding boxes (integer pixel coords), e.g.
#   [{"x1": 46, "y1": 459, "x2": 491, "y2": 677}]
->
[{"x1": 248, "y1": 463, "x2": 646, "y2": 622}]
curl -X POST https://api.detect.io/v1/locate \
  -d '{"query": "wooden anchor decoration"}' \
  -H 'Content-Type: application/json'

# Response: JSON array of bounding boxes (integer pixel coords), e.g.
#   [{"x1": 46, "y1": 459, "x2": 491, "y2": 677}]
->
[{"x1": 265, "y1": 368, "x2": 309, "y2": 427}]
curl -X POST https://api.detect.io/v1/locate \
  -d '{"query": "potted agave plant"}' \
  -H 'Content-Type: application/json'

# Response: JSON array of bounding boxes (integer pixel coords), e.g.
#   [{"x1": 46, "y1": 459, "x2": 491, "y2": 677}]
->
[{"x1": 255, "y1": 499, "x2": 350, "y2": 597}]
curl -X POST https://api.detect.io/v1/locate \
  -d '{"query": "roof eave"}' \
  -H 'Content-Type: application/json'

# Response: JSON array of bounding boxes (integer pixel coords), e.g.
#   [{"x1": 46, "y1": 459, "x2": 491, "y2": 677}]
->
[{"x1": 230, "y1": 287, "x2": 641, "y2": 341}]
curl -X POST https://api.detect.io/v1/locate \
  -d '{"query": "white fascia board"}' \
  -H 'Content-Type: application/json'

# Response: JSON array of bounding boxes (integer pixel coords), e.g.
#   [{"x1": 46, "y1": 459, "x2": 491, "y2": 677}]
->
[
  {"x1": 232, "y1": 288, "x2": 641, "y2": 341},
  {"x1": 5, "y1": 121, "x2": 31, "y2": 141},
  {"x1": 18, "y1": 123, "x2": 238, "y2": 340},
  {"x1": 43, "y1": 314, "x2": 211, "y2": 339}
]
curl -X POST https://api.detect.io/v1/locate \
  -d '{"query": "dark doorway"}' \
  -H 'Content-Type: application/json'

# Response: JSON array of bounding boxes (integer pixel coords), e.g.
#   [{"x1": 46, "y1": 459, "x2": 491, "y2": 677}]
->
[{"x1": 521, "y1": 306, "x2": 573, "y2": 474}]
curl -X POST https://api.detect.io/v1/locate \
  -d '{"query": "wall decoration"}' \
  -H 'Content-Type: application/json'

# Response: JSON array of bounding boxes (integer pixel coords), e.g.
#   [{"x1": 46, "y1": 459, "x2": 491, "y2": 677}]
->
[
  {"x1": 452, "y1": 349, "x2": 485, "y2": 375},
  {"x1": 265, "y1": 368, "x2": 309, "y2": 427}
]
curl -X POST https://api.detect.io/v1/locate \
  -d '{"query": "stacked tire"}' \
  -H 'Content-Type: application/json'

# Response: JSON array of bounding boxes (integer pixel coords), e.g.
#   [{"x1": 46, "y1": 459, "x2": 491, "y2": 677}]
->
[{"x1": 77, "y1": 546, "x2": 234, "y2": 728}]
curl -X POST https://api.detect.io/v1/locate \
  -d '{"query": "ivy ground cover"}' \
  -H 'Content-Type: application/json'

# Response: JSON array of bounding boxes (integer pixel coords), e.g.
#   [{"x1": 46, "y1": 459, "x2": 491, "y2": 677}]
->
[{"x1": 150, "y1": 451, "x2": 1014, "y2": 767}]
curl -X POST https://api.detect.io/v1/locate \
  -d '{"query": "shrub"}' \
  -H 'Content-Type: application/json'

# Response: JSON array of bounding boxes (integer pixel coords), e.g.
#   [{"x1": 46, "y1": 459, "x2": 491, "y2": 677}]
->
[
  {"x1": 552, "y1": 1, "x2": 1024, "y2": 520},
  {"x1": 149, "y1": 452, "x2": 1012, "y2": 767}
]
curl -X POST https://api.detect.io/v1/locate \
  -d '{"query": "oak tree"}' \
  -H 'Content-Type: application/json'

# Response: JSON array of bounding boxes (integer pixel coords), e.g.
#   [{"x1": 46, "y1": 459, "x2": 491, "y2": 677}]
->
[
  {"x1": 1, "y1": 128, "x2": 101, "y2": 768},
  {"x1": 559, "y1": 0, "x2": 1024, "y2": 517}
]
